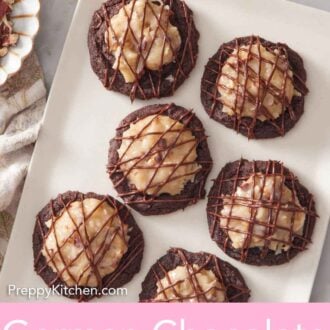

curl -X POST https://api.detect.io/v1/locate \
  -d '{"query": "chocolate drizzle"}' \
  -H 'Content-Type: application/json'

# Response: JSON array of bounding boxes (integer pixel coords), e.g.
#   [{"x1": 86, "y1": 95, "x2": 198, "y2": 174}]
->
[
  {"x1": 207, "y1": 160, "x2": 317, "y2": 266},
  {"x1": 139, "y1": 248, "x2": 251, "y2": 302},
  {"x1": 107, "y1": 104, "x2": 213, "y2": 215},
  {"x1": 88, "y1": 0, "x2": 199, "y2": 101},
  {"x1": 33, "y1": 191, "x2": 144, "y2": 301},
  {"x1": 201, "y1": 36, "x2": 309, "y2": 139}
]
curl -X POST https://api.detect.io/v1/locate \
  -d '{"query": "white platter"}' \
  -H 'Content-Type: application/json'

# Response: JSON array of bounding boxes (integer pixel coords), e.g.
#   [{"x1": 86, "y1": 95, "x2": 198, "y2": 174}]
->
[
  {"x1": 0, "y1": 0, "x2": 40, "y2": 85},
  {"x1": 0, "y1": 0, "x2": 330, "y2": 302}
]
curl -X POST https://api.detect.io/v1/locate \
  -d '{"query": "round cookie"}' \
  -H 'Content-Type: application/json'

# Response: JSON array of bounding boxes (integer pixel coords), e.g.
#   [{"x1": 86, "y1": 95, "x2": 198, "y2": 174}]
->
[
  {"x1": 201, "y1": 36, "x2": 308, "y2": 139},
  {"x1": 108, "y1": 103, "x2": 213, "y2": 216},
  {"x1": 139, "y1": 248, "x2": 250, "y2": 302},
  {"x1": 88, "y1": 0, "x2": 199, "y2": 101},
  {"x1": 33, "y1": 191, "x2": 144, "y2": 301},
  {"x1": 207, "y1": 159, "x2": 317, "y2": 266}
]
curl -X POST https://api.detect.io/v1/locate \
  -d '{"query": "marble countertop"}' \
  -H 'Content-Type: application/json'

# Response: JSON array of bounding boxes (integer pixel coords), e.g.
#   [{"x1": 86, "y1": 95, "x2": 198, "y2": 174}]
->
[{"x1": 34, "y1": 0, "x2": 330, "y2": 302}]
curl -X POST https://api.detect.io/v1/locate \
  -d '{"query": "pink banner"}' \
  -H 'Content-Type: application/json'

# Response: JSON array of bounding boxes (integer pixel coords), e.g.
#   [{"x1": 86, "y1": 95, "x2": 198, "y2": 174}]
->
[{"x1": 0, "y1": 304, "x2": 329, "y2": 330}]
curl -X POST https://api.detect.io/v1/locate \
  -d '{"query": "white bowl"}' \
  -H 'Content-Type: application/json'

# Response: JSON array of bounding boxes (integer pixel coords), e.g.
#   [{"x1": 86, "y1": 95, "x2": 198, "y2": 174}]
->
[{"x1": 0, "y1": 0, "x2": 40, "y2": 86}]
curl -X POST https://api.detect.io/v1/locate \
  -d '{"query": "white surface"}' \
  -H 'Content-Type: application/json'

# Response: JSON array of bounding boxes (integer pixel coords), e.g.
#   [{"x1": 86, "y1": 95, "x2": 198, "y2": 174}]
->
[
  {"x1": 272, "y1": 3, "x2": 330, "y2": 303},
  {"x1": 0, "y1": 0, "x2": 330, "y2": 302},
  {"x1": 0, "y1": 0, "x2": 40, "y2": 85},
  {"x1": 33, "y1": 0, "x2": 330, "y2": 303}
]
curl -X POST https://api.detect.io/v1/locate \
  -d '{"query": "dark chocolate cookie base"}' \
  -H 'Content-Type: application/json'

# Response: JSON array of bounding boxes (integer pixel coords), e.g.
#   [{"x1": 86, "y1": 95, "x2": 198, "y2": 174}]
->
[
  {"x1": 88, "y1": 0, "x2": 199, "y2": 101},
  {"x1": 139, "y1": 248, "x2": 250, "y2": 302},
  {"x1": 207, "y1": 159, "x2": 317, "y2": 266},
  {"x1": 108, "y1": 103, "x2": 213, "y2": 216},
  {"x1": 33, "y1": 191, "x2": 144, "y2": 301},
  {"x1": 201, "y1": 36, "x2": 308, "y2": 139}
]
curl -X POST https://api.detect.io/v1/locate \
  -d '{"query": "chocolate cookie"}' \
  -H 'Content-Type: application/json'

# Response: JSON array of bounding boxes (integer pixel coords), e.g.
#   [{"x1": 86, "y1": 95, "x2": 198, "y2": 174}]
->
[
  {"x1": 201, "y1": 36, "x2": 308, "y2": 139},
  {"x1": 139, "y1": 248, "x2": 250, "y2": 302},
  {"x1": 88, "y1": 0, "x2": 199, "y2": 101},
  {"x1": 207, "y1": 159, "x2": 317, "y2": 266},
  {"x1": 108, "y1": 103, "x2": 213, "y2": 215},
  {"x1": 33, "y1": 191, "x2": 144, "y2": 301}
]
